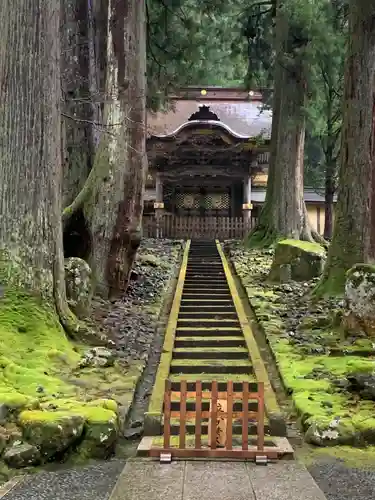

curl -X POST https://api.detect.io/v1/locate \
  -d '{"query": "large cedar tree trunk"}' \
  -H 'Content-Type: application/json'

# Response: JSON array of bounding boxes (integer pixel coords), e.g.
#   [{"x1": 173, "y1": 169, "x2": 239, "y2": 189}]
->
[
  {"x1": 324, "y1": 160, "x2": 335, "y2": 240},
  {"x1": 61, "y1": 0, "x2": 107, "y2": 261},
  {"x1": 61, "y1": 0, "x2": 92, "y2": 210},
  {"x1": 249, "y1": 0, "x2": 321, "y2": 246},
  {"x1": 0, "y1": 0, "x2": 75, "y2": 333},
  {"x1": 80, "y1": 0, "x2": 146, "y2": 297},
  {"x1": 316, "y1": 0, "x2": 375, "y2": 296}
]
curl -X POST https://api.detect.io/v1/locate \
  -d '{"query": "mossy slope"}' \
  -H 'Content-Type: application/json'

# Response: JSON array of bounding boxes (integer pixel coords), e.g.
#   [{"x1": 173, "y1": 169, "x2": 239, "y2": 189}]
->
[
  {"x1": 0, "y1": 290, "x2": 132, "y2": 471},
  {"x1": 229, "y1": 244, "x2": 375, "y2": 446}
]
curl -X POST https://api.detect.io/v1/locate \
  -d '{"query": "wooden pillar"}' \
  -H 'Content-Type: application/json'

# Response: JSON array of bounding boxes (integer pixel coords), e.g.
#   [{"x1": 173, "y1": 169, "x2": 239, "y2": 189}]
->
[
  {"x1": 230, "y1": 184, "x2": 236, "y2": 217},
  {"x1": 317, "y1": 206, "x2": 321, "y2": 234},
  {"x1": 242, "y1": 175, "x2": 252, "y2": 225},
  {"x1": 154, "y1": 173, "x2": 164, "y2": 238}
]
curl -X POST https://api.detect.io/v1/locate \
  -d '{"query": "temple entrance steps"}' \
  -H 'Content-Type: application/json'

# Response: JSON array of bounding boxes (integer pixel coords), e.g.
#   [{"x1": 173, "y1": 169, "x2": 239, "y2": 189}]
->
[{"x1": 140, "y1": 240, "x2": 292, "y2": 462}]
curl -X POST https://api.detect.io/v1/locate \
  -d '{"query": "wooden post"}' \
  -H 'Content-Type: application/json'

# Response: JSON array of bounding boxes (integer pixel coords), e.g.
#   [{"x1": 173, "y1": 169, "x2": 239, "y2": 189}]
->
[
  {"x1": 163, "y1": 380, "x2": 171, "y2": 449},
  {"x1": 242, "y1": 174, "x2": 252, "y2": 227},
  {"x1": 208, "y1": 382, "x2": 227, "y2": 448},
  {"x1": 154, "y1": 173, "x2": 164, "y2": 238}
]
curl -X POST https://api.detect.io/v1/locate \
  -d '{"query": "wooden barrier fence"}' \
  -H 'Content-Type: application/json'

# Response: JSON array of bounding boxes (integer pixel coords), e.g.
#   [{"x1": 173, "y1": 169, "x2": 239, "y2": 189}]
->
[
  {"x1": 145, "y1": 380, "x2": 280, "y2": 460},
  {"x1": 142, "y1": 215, "x2": 257, "y2": 239}
]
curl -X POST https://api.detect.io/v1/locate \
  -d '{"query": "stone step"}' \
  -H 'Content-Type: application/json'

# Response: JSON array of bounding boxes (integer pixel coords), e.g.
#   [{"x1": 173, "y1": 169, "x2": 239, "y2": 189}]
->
[
  {"x1": 175, "y1": 327, "x2": 242, "y2": 337},
  {"x1": 175, "y1": 337, "x2": 246, "y2": 348},
  {"x1": 185, "y1": 269, "x2": 224, "y2": 274},
  {"x1": 187, "y1": 266, "x2": 222, "y2": 269},
  {"x1": 183, "y1": 278, "x2": 228, "y2": 283},
  {"x1": 170, "y1": 359, "x2": 253, "y2": 375},
  {"x1": 179, "y1": 306, "x2": 236, "y2": 313},
  {"x1": 181, "y1": 298, "x2": 233, "y2": 303},
  {"x1": 173, "y1": 347, "x2": 249, "y2": 360},
  {"x1": 177, "y1": 319, "x2": 240, "y2": 328},
  {"x1": 178, "y1": 312, "x2": 238, "y2": 320},
  {"x1": 183, "y1": 284, "x2": 230, "y2": 290},
  {"x1": 180, "y1": 299, "x2": 234, "y2": 308},
  {"x1": 182, "y1": 293, "x2": 231, "y2": 299}
]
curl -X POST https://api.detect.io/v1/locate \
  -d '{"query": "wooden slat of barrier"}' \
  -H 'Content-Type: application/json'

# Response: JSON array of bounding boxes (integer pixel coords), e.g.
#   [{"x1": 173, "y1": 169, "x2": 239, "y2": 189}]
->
[
  {"x1": 226, "y1": 381, "x2": 233, "y2": 450},
  {"x1": 195, "y1": 381, "x2": 202, "y2": 449},
  {"x1": 242, "y1": 381, "x2": 249, "y2": 450},
  {"x1": 210, "y1": 381, "x2": 218, "y2": 449},
  {"x1": 149, "y1": 448, "x2": 279, "y2": 460},
  {"x1": 163, "y1": 380, "x2": 172, "y2": 449},
  {"x1": 170, "y1": 410, "x2": 257, "y2": 419},
  {"x1": 142, "y1": 215, "x2": 256, "y2": 240},
  {"x1": 170, "y1": 391, "x2": 259, "y2": 400},
  {"x1": 179, "y1": 380, "x2": 187, "y2": 449},
  {"x1": 257, "y1": 382, "x2": 265, "y2": 451}
]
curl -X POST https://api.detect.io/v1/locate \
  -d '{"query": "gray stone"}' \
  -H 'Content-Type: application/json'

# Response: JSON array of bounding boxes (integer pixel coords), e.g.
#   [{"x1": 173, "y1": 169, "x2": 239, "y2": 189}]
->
[
  {"x1": 79, "y1": 346, "x2": 115, "y2": 368},
  {"x1": 0, "y1": 460, "x2": 126, "y2": 500},
  {"x1": 109, "y1": 461, "x2": 184, "y2": 500},
  {"x1": 184, "y1": 462, "x2": 255, "y2": 500},
  {"x1": 64, "y1": 257, "x2": 93, "y2": 318},
  {"x1": 304, "y1": 421, "x2": 357, "y2": 447},
  {"x1": 20, "y1": 414, "x2": 85, "y2": 460},
  {"x1": 78, "y1": 417, "x2": 119, "y2": 459},
  {"x1": 247, "y1": 461, "x2": 327, "y2": 500},
  {"x1": 269, "y1": 240, "x2": 326, "y2": 282},
  {"x1": 347, "y1": 372, "x2": 375, "y2": 400},
  {"x1": 344, "y1": 264, "x2": 375, "y2": 336},
  {"x1": 4, "y1": 443, "x2": 41, "y2": 468},
  {"x1": 0, "y1": 403, "x2": 8, "y2": 424}
]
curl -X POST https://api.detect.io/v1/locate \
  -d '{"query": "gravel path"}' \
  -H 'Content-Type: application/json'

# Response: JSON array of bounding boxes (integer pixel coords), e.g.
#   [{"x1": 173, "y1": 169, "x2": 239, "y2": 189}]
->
[
  {"x1": 308, "y1": 458, "x2": 375, "y2": 500},
  {"x1": 91, "y1": 238, "x2": 181, "y2": 364},
  {"x1": 2, "y1": 460, "x2": 125, "y2": 500}
]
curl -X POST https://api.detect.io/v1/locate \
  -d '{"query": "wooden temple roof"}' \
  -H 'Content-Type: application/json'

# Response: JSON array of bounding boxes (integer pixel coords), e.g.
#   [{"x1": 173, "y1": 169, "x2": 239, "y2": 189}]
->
[{"x1": 147, "y1": 86, "x2": 272, "y2": 141}]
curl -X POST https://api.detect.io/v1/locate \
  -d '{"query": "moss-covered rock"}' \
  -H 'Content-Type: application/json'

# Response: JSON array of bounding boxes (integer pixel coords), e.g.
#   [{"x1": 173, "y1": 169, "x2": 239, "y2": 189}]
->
[
  {"x1": 64, "y1": 257, "x2": 93, "y2": 318},
  {"x1": 79, "y1": 347, "x2": 115, "y2": 368},
  {"x1": 305, "y1": 420, "x2": 357, "y2": 447},
  {"x1": 344, "y1": 264, "x2": 375, "y2": 336},
  {"x1": 269, "y1": 239, "x2": 326, "y2": 282},
  {"x1": 228, "y1": 244, "x2": 375, "y2": 448},
  {"x1": 19, "y1": 411, "x2": 84, "y2": 459},
  {"x1": 3, "y1": 443, "x2": 41, "y2": 468},
  {"x1": 0, "y1": 428, "x2": 7, "y2": 454},
  {"x1": 78, "y1": 414, "x2": 119, "y2": 459}
]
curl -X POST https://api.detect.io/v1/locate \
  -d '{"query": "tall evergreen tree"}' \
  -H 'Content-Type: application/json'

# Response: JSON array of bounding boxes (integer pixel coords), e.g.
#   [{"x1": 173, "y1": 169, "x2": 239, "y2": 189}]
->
[
  {"x1": 316, "y1": 0, "x2": 375, "y2": 296},
  {"x1": 0, "y1": 0, "x2": 78, "y2": 336}
]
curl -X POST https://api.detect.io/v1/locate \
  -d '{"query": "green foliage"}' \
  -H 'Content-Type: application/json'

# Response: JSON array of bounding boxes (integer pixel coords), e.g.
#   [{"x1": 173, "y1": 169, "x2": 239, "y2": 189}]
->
[
  {"x1": 146, "y1": 0, "x2": 248, "y2": 110},
  {"x1": 304, "y1": 0, "x2": 346, "y2": 189}
]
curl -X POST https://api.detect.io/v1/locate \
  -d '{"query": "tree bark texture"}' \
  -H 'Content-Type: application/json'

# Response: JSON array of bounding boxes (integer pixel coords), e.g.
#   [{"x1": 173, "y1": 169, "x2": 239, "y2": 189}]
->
[
  {"x1": 0, "y1": 0, "x2": 74, "y2": 330},
  {"x1": 324, "y1": 160, "x2": 335, "y2": 240},
  {"x1": 61, "y1": 0, "x2": 105, "y2": 210},
  {"x1": 316, "y1": 0, "x2": 375, "y2": 295},
  {"x1": 84, "y1": 0, "x2": 146, "y2": 297},
  {"x1": 248, "y1": 0, "x2": 320, "y2": 246}
]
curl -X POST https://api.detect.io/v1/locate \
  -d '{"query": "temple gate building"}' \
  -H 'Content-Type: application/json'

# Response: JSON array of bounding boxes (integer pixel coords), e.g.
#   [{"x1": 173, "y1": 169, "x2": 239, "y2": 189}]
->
[{"x1": 144, "y1": 87, "x2": 330, "y2": 239}]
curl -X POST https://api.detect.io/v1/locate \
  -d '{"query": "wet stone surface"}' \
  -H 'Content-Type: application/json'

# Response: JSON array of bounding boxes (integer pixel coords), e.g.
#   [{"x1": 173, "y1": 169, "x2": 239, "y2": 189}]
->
[
  {"x1": 91, "y1": 239, "x2": 181, "y2": 364},
  {"x1": 309, "y1": 458, "x2": 375, "y2": 500},
  {"x1": 2, "y1": 460, "x2": 126, "y2": 500},
  {"x1": 90, "y1": 239, "x2": 182, "y2": 437}
]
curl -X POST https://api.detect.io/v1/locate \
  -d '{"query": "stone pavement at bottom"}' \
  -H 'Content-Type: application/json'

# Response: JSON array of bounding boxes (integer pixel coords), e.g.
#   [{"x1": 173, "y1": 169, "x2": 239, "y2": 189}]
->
[{"x1": 109, "y1": 460, "x2": 327, "y2": 500}]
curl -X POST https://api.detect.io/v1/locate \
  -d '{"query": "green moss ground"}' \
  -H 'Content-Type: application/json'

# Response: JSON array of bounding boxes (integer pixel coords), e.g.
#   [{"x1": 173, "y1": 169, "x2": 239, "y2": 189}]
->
[
  {"x1": 0, "y1": 290, "x2": 140, "y2": 425},
  {"x1": 278, "y1": 239, "x2": 326, "y2": 256},
  {"x1": 297, "y1": 445, "x2": 375, "y2": 469},
  {"x1": 230, "y1": 245, "x2": 375, "y2": 444}
]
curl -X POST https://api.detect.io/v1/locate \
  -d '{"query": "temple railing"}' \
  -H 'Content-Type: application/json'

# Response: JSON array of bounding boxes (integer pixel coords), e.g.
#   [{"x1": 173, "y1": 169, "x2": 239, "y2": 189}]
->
[{"x1": 142, "y1": 215, "x2": 257, "y2": 239}]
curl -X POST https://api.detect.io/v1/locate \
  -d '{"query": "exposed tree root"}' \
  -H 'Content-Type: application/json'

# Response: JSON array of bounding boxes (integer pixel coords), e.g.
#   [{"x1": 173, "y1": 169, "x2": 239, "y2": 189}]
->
[{"x1": 62, "y1": 141, "x2": 110, "y2": 225}]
